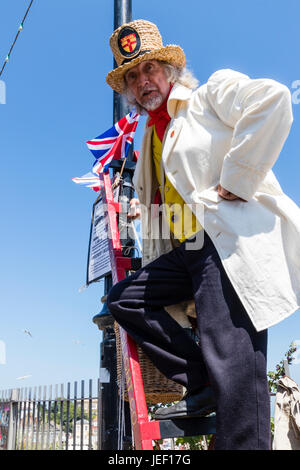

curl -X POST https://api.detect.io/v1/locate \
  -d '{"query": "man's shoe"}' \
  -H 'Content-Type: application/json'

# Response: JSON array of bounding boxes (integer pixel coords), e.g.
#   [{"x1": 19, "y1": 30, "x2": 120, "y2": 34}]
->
[{"x1": 154, "y1": 385, "x2": 216, "y2": 420}]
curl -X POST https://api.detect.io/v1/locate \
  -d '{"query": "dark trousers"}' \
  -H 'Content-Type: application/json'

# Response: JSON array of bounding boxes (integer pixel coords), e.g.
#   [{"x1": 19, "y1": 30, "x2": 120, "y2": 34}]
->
[{"x1": 107, "y1": 232, "x2": 271, "y2": 450}]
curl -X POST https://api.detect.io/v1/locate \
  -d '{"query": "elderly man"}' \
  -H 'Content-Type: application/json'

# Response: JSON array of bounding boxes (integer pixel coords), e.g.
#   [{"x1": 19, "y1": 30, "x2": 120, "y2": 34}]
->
[{"x1": 106, "y1": 19, "x2": 300, "y2": 450}]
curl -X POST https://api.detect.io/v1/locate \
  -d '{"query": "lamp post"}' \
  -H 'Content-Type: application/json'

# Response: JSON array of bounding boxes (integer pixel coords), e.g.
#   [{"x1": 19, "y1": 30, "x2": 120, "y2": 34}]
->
[{"x1": 93, "y1": 0, "x2": 134, "y2": 450}]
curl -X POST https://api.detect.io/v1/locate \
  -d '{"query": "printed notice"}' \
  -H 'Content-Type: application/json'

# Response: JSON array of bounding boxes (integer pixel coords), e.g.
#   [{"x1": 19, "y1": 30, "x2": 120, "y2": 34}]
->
[{"x1": 87, "y1": 197, "x2": 111, "y2": 284}]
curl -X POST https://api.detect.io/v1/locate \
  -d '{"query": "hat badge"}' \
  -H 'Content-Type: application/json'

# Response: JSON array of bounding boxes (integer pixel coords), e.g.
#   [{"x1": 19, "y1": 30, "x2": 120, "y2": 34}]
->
[{"x1": 117, "y1": 26, "x2": 141, "y2": 59}]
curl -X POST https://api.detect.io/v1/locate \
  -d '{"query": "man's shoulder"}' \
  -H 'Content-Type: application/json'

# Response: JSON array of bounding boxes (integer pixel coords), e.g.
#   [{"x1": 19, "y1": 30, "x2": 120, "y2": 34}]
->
[
  {"x1": 202, "y1": 68, "x2": 290, "y2": 100},
  {"x1": 194, "y1": 69, "x2": 249, "y2": 95},
  {"x1": 189, "y1": 69, "x2": 250, "y2": 100},
  {"x1": 206, "y1": 68, "x2": 250, "y2": 84}
]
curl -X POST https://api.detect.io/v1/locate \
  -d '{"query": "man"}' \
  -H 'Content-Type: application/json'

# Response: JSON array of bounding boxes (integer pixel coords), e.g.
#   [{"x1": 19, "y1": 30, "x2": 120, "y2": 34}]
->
[{"x1": 106, "y1": 19, "x2": 300, "y2": 450}]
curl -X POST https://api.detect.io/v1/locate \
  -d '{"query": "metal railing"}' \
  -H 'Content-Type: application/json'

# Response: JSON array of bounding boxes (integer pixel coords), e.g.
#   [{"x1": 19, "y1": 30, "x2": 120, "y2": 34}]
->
[
  {"x1": 0, "y1": 377, "x2": 283, "y2": 451},
  {"x1": 0, "y1": 379, "x2": 101, "y2": 450}
]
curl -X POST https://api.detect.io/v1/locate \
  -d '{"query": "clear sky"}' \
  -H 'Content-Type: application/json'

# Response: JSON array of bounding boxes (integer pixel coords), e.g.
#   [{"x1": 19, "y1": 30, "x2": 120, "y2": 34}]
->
[{"x1": 0, "y1": 0, "x2": 299, "y2": 401}]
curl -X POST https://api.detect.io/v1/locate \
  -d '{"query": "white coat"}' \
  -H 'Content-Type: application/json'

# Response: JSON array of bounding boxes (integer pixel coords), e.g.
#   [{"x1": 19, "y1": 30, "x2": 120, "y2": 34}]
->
[
  {"x1": 132, "y1": 68, "x2": 300, "y2": 332},
  {"x1": 273, "y1": 376, "x2": 300, "y2": 450}
]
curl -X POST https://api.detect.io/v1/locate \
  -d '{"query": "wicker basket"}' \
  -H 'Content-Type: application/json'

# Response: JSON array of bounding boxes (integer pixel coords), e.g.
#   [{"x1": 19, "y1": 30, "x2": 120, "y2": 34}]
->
[{"x1": 114, "y1": 322, "x2": 184, "y2": 404}]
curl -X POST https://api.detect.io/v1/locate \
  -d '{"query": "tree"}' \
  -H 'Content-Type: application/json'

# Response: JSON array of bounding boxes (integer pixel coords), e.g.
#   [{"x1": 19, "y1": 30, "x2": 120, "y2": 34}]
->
[
  {"x1": 48, "y1": 398, "x2": 89, "y2": 433},
  {"x1": 267, "y1": 342, "x2": 297, "y2": 393}
]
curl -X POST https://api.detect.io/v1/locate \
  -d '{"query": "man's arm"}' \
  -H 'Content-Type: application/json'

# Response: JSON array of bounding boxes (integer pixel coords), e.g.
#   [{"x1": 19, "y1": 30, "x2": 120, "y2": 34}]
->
[{"x1": 206, "y1": 69, "x2": 293, "y2": 201}]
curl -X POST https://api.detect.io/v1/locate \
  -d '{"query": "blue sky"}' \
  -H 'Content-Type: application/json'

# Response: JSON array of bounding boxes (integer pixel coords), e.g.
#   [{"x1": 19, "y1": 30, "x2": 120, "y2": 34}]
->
[{"x1": 0, "y1": 0, "x2": 299, "y2": 401}]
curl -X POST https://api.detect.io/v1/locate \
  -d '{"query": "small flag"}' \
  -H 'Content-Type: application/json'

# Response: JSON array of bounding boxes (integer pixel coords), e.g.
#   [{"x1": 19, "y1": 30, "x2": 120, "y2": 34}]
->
[
  {"x1": 72, "y1": 172, "x2": 103, "y2": 192},
  {"x1": 87, "y1": 110, "x2": 140, "y2": 174}
]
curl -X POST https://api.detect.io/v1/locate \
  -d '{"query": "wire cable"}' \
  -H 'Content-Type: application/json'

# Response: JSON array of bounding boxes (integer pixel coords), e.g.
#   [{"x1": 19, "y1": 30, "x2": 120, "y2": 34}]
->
[{"x1": 0, "y1": 0, "x2": 35, "y2": 78}]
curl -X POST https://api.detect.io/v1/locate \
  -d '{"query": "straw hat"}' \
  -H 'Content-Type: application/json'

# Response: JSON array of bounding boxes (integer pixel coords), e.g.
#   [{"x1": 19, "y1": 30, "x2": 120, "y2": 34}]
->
[{"x1": 106, "y1": 19, "x2": 186, "y2": 94}]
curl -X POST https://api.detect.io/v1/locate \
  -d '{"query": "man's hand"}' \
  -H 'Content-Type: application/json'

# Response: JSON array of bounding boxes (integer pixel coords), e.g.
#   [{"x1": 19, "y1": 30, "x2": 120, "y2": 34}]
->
[
  {"x1": 217, "y1": 185, "x2": 246, "y2": 202},
  {"x1": 128, "y1": 198, "x2": 141, "y2": 220}
]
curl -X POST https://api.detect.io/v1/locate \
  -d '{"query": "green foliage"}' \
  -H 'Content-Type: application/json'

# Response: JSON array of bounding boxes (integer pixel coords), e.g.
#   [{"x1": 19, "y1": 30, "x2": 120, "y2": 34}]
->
[
  {"x1": 270, "y1": 417, "x2": 274, "y2": 436},
  {"x1": 176, "y1": 435, "x2": 213, "y2": 450},
  {"x1": 49, "y1": 398, "x2": 89, "y2": 433},
  {"x1": 267, "y1": 342, "x2": 297, "y2": 393}
]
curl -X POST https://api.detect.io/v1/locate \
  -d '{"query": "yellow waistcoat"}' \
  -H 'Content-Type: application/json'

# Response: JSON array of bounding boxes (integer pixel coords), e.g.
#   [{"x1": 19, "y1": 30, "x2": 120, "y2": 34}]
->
[{"x1": 152, "y1": 126, "x2": 202, "y2": 242}]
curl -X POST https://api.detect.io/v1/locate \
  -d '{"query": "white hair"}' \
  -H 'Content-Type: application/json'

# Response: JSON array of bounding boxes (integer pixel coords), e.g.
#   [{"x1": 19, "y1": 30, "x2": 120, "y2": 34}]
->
[{"x1": 123, "y1": 61, "x2": 199, "y2": 114}]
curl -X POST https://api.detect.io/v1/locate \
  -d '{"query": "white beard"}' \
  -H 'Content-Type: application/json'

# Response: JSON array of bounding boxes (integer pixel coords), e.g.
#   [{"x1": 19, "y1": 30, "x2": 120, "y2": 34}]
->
[{"x1": 141, "y1": 93, "x2": 164, "y2": 111}]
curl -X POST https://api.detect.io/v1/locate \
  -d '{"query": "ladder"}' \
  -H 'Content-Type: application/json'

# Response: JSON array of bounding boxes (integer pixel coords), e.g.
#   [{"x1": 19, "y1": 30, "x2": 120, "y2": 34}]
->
[{"x1": 100, "y1": 166, "x2": 216, "y2": 450}]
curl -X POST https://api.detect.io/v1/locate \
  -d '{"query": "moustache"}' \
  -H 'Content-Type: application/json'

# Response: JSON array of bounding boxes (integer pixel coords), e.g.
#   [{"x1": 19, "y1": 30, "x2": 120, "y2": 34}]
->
[{"x1": 141, "y1": 87, "x2": 158, "y2": 96}]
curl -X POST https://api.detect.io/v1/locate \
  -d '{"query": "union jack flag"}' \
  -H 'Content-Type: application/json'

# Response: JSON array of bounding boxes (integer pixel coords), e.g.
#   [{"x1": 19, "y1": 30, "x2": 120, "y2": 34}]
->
[
  {"x1": 72, "y1": 172, "x2": 103, "y2": 192},
  {"x1": 87, "y1": 110, "x2": 140, "y2": 174}
]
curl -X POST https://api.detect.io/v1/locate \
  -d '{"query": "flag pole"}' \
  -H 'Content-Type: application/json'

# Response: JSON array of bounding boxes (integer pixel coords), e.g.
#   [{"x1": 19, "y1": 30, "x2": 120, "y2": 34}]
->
[{"x1": 95, "y1": 0, "x2": 133, "y2": 450}]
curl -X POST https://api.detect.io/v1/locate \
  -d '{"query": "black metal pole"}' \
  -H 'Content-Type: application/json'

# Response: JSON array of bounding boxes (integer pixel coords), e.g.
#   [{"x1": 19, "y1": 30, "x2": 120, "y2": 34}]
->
[
  {"x1": 113, "y1": 0, "x2": 133, "y2": 124},
  {"x1": 94, "y1": 0, "x2": 133, "y2": 450}
]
